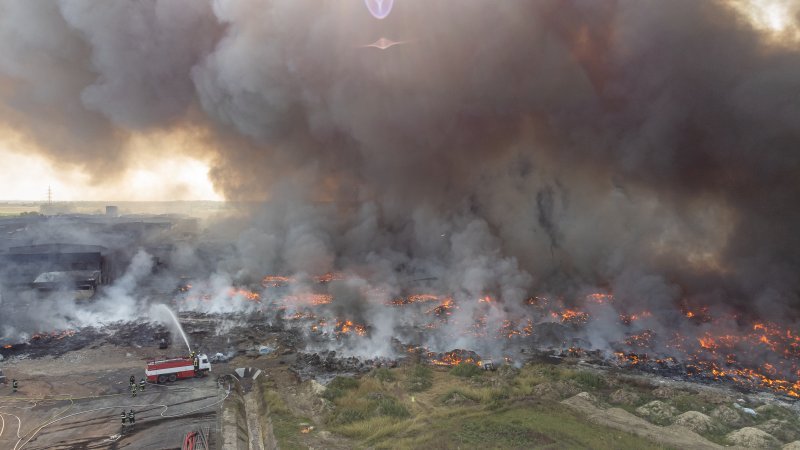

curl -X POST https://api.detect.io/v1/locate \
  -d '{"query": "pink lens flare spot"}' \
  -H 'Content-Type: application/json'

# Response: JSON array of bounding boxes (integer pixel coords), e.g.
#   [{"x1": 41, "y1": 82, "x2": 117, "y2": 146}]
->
[
  {"x1": 363, "y1": 37, "x2": 406, "y2": 50},
  {"x1": 365, "y1": 0, "x2": 394, "y2": 19}
]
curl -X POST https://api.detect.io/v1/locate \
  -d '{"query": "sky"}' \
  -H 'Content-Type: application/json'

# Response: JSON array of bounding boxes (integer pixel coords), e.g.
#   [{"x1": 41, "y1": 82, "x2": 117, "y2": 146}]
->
[
  {"x1": 0, "y1": 128, "x2": 221, "y2": 202},
  {"x1": 0, "y1": 0, "x2": 795, "y2": 203}
]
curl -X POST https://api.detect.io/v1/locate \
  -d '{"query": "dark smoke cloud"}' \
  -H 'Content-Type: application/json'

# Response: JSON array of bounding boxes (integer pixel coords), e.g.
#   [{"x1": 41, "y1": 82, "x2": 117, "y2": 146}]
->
[{"x1": 1, "y1": 0, "x2": 800, "y2": 345}]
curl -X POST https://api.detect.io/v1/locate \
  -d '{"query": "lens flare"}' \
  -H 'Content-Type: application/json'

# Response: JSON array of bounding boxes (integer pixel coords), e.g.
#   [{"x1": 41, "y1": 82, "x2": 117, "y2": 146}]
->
[
  {"x1": 362, "y1": 37, "x2": 406, "y2": 50},
  {"x1": 365, "y1": 0, "x2": 394, "y2": 19}
]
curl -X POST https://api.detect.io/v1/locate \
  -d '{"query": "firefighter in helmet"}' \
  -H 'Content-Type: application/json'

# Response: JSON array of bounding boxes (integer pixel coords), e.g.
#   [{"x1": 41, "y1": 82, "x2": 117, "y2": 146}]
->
[
  {"x1": 129, "y1": 375, "x2": 135, "y2": 386},
  {"x1": 120, "y1": 410, "x2": 127, "y2": 425},
  {"x1": 127, "y1": 409, "x2": 135, "y2": 426},
  {"x1": 11, "y1": 379, "x2": 18, "y2": 393},
  {"x1": 130, "y1": 382, "x2": 137, "y2": 398},
  {"x1": 139, "y1": 378, "x2": 146, "y2": 391},
  {"x1": 193, "y1": 355, "x2": 200, "y2": 373}
]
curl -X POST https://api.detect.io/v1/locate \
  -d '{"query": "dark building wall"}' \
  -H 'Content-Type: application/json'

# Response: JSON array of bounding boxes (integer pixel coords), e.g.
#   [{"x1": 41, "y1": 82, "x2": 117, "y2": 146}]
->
[{"x1": 0, "y1": 244, "x2": 110, "y2": 287}]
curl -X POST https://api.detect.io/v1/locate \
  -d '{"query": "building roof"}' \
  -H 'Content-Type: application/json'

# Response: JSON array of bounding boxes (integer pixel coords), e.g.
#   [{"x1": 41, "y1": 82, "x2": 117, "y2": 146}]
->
[
  {"x1": 33, "y1": 270, "x2": 100, "y2": 284},
  {"x1": 7, "y1": 243, "x2": 108, "y2": 255}
]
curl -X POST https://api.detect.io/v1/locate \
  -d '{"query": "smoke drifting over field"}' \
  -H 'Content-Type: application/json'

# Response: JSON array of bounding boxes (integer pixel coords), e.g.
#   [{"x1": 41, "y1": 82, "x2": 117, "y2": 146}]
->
[{"x1": 1, "y1": 0, "x2": 800, "y2": 360}]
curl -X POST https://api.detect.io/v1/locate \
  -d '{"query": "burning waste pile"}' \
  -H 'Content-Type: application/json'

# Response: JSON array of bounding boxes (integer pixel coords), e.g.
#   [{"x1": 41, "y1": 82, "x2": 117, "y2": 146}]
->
[
  {"x1": 163, "y1": 271, "x2": 800, "y2": 401},
  {"x1": 1, "y1": 253, "x2": 799, "y2": 403},
  {"x1": 1, "y1": 221, "x2": 799, "y2": 405}
]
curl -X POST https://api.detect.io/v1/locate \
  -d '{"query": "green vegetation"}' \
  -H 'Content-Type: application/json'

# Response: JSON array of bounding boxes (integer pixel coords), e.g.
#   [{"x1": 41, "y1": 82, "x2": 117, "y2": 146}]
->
[
  {"x1": 328, "y1": 377, "x2": 410, "y2": 426},
  {"x1": 570, "y1": 371, "x2": 606, "y2": 390},
  {"x1": 372, "y1": 367, "x2": 396, "y2": 382},
  {"x1": 756, "y1": 404, "x2": 795, "y2": 421},
  {"x1": 249, "y1": 360, "x2": 800, "y2": 450},
  {"x1": 259, "y1": 379, "x2": 311, "y2": 450},
  {"x1": 670, "y1": 394, "x2": 709, "y2": 413},
  {"x1": 319, "y1": 363, "x2": 668, "y2": 449},
  {"x1": 0, "y1": 206, "x2": 39, "y2": 217},
  {"x1": 321, "y1": 376, "x2": 360, "y2": 400},
  {"x1": 406, "y1": 364, "x2": 433, "y2": 392},
  {"x1": 449, "y1": 362, "x2": 484, "y2": 378},
  {"x1": 375, "y1": 397, "x2": 411, "y2": 418}
]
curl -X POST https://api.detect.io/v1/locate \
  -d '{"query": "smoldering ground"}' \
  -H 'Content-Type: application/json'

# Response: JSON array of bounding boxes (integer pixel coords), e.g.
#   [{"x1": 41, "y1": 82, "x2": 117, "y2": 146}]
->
[{"x1": 1, "y1": 1, "x2": 799, "y2": 359}]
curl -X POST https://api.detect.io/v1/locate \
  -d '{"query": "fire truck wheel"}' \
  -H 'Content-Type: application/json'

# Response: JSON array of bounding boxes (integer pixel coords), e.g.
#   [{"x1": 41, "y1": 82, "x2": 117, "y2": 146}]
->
[
  {"x1": 158, "y1": 375, "x2": 168, "y2": 384},
  {"x1": 194, "y1": 371, "x2": 203, "y2": 378},
  {"x1": 168, "y1": 374, "x2": 177, "y2": 382}
]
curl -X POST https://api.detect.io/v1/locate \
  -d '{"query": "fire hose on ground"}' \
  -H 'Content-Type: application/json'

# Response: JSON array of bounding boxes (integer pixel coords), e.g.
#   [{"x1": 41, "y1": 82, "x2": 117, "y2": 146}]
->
[
  {"x1": 182, "y1": 430, "x2": 197, "y2": 450},
  {"x1": 0, "y1": 382, "x2": 230, "y2": 450}
]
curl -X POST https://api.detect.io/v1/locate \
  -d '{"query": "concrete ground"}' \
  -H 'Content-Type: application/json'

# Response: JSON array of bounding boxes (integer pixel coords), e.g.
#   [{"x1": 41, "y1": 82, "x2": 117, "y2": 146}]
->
[{"x1": 0, "y1": 344, "x2": 225, "y2": 449}]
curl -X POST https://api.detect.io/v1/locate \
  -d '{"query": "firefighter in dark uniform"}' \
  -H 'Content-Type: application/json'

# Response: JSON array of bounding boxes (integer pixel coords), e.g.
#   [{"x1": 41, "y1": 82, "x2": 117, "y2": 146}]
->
[
  {"x1": 129, "y1": 375, "x2": 135, "y2": 386},
  {"x1": 193, "y1": 355, "x2": 200, "y2": 373},
  {"x1": 11, "y1": 379, "x2": 17, "y2": 393},
  {"x1": 120, "y1": 410, "x2": 127, "y2": 426},
  {"x1": 139, "y1": 378, "x2": 146, "y2": 391},
  {"x1": 127, "y1": 409, "x2": 135, "y2": 426}
]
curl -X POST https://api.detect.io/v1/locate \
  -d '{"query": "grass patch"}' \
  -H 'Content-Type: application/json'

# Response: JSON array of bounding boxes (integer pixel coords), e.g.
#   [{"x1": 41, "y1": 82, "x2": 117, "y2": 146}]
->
[
  {"x1": 322, "y1": 376, "x2": 360, "y2": 400},
  {"x1": 411, "y1": 364, "x2": 432, "y2": 378},
  {"x1": 328, "y1": 376, "x2": 410, "y2": 428},
  {"x1": 441, "y1": 388, "x2": 481, "y2": 403},
  {"x1": 372, "y1": 367, "x2": 396, "y2": 382},
  {"x1": 334, "y1": 415, "x2": 412, "y2": 440},
  {"x1": 509, "y1": 363, "x2": 576, "y2": 397},
  {"x1": 330, "y1": 394, "x2": 410, "y2": 426},
  {"x1": 570, "y1": 371, "x2": 606, "y2": 390},
  {"x1": 671, "y1": 394, "x2": 710, "y2": 413},
  {"x1": 449, "y1": 362, "x2": 484, "y2": 378},
  {"x1": 406, "y1": 364, "x2": 433, "y2": 392},
  {"x1": 368, "y1": 403, "x2": 669, "y2": 449},
  {"x1": 260, "y1": 384, "x2": 310, "y2": 450},
  {"x1": 331, "y1": 408, "x2": 368, "y2": 425},
  {"x1": 262, "y1": 389, "x2": 290, "y2": 415},
  {"x1": 755, "y1": 404, "x2": 796, "y2": 421},
  {"x1": 439, "y1": 386, "x2": 508, "y2": 405},
  {"x1": 320, "y1": 365, "x2": 671, "y2": 449},
  {"x1": 375, "y1": 397, "x2": 411, "y2": 418}
]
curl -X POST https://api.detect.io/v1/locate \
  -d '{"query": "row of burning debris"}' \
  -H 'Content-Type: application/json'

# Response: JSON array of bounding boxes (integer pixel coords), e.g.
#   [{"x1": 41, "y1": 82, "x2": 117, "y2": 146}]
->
[
  {"x1": 7, "y1": 271, "x2": 799, "y2": 400},
  {"x1": 291, "y1": 348, "x2": 500, "y2": 381}
]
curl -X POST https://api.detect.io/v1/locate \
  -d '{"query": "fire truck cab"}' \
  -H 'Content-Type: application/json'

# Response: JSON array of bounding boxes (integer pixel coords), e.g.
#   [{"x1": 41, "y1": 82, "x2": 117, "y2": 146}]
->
[{"x1": 145, "y1": 354, "x2": 211, "y2": 383}]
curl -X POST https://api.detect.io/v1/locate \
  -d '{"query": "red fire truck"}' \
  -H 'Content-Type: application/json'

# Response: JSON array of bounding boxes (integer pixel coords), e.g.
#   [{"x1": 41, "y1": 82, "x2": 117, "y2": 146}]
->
[{"x1": 145, "y1": 354, "x2": 211, "y2": 383}]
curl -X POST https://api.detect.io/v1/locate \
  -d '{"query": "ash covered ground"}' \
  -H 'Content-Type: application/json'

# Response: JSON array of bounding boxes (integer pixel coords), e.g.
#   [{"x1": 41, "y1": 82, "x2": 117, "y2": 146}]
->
[{"x1": 2, "y1": 267, "x2": 798, "y2": 403}]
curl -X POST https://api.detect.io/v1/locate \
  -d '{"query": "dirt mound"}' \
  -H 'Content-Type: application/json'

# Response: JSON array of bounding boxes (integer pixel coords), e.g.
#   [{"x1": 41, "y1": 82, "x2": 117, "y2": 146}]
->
[
  {"x1": 757, "y1": 405, "x2": 796, "y2": 421},
  {"x1": 652, "y1": 386, "x2": 679, "y2": 399},
  {"x1": 531, "y1": 381, "x2": 580, "y2": 401},
  {"x1": 757, "y1": 419, "x2": 800, "y2": 443},
  {"x1": 726, "y1": 427, "x2": 781, "y2": 449},
  {"x1": 636, "y1": 400, "x2": 678, "y2": 425},
  {"x1": 561, "y1": 394, "x2": 723, "y2": 449},
  {"x1": 712, "y1": 404, "x2": 747, "y2": 427},
  {"x1": 674, "y1": 411, "x2": 719, "y2": 434},
  {"x1": 697, "y1": 390, "x2": 734, "y2": 405},
  {"x1": 443, "y1": 392, "x2": 476, "y2": 406},
  {"x1": 609, "y1": 389, "x2": 641, "y2": 406}
]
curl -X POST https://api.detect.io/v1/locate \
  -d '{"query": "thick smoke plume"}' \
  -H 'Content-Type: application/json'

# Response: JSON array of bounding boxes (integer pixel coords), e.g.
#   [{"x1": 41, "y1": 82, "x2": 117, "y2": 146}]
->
[{"x1": 1, "y1": 1, "x2": 800, "y2": 358}]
